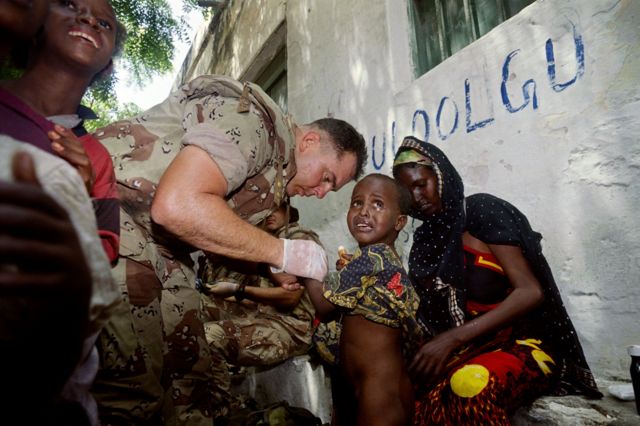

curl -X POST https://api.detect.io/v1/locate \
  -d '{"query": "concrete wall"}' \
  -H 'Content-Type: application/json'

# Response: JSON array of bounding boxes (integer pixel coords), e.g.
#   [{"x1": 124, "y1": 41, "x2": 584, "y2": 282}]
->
[{"x1": 179, "y1": 0, "x2": 640, "y2": 379}]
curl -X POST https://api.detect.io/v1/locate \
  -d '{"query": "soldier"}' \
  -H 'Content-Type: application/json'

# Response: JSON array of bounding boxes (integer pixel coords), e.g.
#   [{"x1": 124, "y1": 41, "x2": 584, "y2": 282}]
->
[
  {"x1": 201, "y1": 205, "x2": 321, "y2": 418},
  {"x1": 93, "y1": 75, "x2": 367, "y2": 425}
]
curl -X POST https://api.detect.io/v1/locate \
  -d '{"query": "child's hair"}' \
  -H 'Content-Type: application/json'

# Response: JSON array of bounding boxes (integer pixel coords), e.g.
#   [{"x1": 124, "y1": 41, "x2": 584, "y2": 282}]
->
[{"x1": 363, "y1": 173, "x2": 412, "y2": 215}]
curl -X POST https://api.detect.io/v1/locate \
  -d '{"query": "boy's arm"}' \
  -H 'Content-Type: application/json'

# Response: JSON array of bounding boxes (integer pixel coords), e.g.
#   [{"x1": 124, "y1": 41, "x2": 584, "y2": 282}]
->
[
  {"x1": 302, "y1": 277, "x2": 339, "y2": 321},
  {"x1": 206, "y1": 280, "x2": 305, "y2": 311}
]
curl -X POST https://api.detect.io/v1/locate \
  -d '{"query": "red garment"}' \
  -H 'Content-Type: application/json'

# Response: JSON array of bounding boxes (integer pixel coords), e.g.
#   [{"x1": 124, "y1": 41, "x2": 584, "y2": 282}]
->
[
  {"x1": 80, "y1": 133, "x2": 120, "y2": 264},
  {"x1": 0, "y1": 87, "x2": 119, "y2": 263},
  {"x1": 0, "y1": 87, "x2": 54, "y2": 153},
  {"x1": 414, "y1": 247, "x2": 556, "y2": 425},
  {"x1": 415, "y1": 341, "x2": 553, "y2": 425}
]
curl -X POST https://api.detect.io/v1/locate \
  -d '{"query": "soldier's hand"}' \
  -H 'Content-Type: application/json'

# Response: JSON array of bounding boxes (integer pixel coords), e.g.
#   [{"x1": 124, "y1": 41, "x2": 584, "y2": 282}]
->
[
  {"x1": 205, "y1": 281, "x2": 240, "y2": 298},
  {"x1": 277, "y1": 239, "x2": 328, "y2": 282}
]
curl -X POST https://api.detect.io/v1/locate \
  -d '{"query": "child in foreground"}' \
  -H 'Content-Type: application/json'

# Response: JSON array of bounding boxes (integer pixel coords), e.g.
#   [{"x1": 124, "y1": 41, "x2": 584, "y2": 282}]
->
[{"x1": 303, "y1": 173, "x2": 425, "y2": 425}]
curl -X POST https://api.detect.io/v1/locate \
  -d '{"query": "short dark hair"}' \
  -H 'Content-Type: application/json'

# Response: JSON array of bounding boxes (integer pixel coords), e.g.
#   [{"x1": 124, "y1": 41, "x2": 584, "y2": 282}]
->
[
  {"x1": 309, "y1": 118, "x2": 367, "y2": 180},
  {"x1": 362, "y1": 173, "x2": 411, "y2": 215},
  {"x1": 288, "y1": 206, "x2": 300, "y2": 223}
]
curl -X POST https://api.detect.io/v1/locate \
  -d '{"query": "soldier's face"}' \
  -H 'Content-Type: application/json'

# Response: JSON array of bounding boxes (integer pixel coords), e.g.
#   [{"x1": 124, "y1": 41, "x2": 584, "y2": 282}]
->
[
  {"x1": 265, "y1": 208, "x2": 287, "y2": 231},
  {"x1": 287, "y1": 135, "x2": 357, "y2": 199}
]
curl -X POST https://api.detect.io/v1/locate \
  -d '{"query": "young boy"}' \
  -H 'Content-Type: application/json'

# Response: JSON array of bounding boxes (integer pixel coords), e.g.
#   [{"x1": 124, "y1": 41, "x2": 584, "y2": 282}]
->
[
  {"x1": 1, "y1": 0, "x2": 126, "y2": 264},
  {"x1": 303, "y1": 173, "x2": 425, "y2": 425}
]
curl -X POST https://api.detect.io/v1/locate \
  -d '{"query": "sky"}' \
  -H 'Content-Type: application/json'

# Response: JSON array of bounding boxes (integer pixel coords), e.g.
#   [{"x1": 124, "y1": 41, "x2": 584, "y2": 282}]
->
[{"x1": 114, "y1": 1, "x2": 205, "y2": 110}]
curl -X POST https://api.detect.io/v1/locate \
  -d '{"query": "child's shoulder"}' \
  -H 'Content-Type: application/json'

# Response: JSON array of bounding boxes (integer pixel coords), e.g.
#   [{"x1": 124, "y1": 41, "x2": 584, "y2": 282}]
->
[
  {"x1": 358, "y1": 243, "x2": 397, "y2": 258},
  {"x1": 349, "y1": 243, "x2": 404, "y2": 273}
]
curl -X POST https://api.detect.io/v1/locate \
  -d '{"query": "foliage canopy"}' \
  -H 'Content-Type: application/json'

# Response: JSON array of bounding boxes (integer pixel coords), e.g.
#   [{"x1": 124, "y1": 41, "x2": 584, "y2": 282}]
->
[{"x1": 86, "y1": 0, "x2": 205, "y2": 129}]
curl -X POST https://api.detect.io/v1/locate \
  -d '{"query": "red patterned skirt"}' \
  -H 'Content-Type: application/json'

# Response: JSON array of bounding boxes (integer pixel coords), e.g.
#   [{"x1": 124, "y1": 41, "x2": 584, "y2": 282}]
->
[{"x1": 414, "y1": 337, "x2": 556, "y2": 425}]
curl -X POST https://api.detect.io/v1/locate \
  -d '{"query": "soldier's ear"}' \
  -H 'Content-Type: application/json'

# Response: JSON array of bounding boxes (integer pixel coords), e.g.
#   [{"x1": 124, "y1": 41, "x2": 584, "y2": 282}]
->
[{"x1": 299, "y1": 130, "x2": 321, "y2": 152}]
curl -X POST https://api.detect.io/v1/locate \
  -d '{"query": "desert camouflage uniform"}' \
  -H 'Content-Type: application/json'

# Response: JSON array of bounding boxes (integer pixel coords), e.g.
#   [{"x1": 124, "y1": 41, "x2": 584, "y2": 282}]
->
[
  {"x1": 199, "y1": 223, "x2": 320, "y2": 417},
  {"x1": 92, "y1": 76, "x2": 297, "y2": 425}
]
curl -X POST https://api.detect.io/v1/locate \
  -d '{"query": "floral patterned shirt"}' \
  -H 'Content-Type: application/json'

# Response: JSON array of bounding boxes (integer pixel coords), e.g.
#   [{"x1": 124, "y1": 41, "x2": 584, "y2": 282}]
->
[{"x1": 321, "y1": 243, "x2": 425, "y2": 363}]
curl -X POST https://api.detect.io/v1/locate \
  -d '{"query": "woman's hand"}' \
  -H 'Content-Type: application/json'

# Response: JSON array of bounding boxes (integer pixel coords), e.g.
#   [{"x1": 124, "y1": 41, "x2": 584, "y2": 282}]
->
[
  {"x1": 409, "y1": 329, "x2": 464, "y2": 382},
  {"x1": 49, "y1": 125, "x2": 95, "y2": 193}
]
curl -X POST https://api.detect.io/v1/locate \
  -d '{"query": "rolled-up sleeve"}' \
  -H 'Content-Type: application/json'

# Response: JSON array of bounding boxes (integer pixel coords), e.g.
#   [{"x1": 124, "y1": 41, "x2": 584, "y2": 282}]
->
[{"x1": 181, "y1": 95, "x2": 269, "y2": 195}]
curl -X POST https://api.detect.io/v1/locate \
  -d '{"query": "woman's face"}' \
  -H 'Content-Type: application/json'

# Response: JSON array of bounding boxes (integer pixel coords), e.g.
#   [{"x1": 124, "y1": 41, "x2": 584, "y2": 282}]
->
[{"x1": 395, "y1": 165, "x2": 443, "y2": 216}]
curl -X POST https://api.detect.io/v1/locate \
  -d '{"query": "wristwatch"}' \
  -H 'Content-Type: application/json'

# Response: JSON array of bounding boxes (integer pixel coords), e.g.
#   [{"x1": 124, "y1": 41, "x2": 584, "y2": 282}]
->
[{"x1": 235, "y1": 283, "x2": 246, "y2": 302}]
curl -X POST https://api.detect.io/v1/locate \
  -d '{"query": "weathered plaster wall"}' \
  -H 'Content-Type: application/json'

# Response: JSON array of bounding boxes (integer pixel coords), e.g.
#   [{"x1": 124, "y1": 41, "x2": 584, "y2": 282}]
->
[
  {"x1": 177, "y1": 0, "x2": 286, "y2": 83},
  {"x1": 180, "y1": 0, "x2": 640, "y2": 378}
]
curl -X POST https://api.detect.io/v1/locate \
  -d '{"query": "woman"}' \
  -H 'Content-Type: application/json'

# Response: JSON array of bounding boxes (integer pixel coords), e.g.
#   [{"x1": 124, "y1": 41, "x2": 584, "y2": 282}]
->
[{"x1": 392, "y1": 136, "x2": 601, "y2": 424}]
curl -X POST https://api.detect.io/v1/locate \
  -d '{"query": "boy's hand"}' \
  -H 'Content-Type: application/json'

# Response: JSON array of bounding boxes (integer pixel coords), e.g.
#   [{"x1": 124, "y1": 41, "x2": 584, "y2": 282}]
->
[
  {"x1": 270, "y1": 271, "x2": 301, "y2": 291},
  {"x1": 336, "y1": 245, "x2": 353, "y2": 271},
  {"x1": 1, "y1": 152, "x2": 92, "y2": 305},
  {"x1": 0, "y1": 151, "x2": 92, "y2": 389},
  {"x1": 49, "y1": 124, "x2": 94, "y2": 193}
]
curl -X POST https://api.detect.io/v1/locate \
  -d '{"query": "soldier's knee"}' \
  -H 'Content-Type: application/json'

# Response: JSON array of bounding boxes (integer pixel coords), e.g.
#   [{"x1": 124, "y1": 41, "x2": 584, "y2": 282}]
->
[{"x1": 204, "y1": 322, "x2": 225, "y2": 348}]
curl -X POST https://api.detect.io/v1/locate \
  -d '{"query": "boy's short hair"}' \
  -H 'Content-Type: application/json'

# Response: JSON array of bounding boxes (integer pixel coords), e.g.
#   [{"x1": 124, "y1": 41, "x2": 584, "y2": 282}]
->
[
  {"x1": 364, "y1": 173, "x2": 411, "y2": 215},
  {"x1": 308, "y1": 118, "x2": 367, "y2": 179}
]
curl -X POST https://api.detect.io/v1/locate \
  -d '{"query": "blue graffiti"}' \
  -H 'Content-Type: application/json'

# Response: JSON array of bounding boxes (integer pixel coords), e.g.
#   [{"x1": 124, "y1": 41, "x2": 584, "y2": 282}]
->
[
  {"x1": 465, "y1": 78, "x2": 495, "y2": 132},
  {"x1": 370, "y1": 134, "x2": 386, "y2": 170},
  {"x1": 391, "y1": 121, "x2": 397, "y2": 153},
  {"x1": 368, "y1": 23, "x2": 585, "y2": 168},
  {"x1": 370, "y1": 121, "x2": 397, "y2": 170},
  {"x1": 436, "y1": 97, "x2": 459, "y2": 140},
  {"x1": 501, "y1": 50, "x2": 539, "y2": 113},
  {"x1": 411, "y1": 109, "x2": 430, "y2": 143},
  {"x1": 546, "y1": 22, "x2": 585, "y2": 92}
]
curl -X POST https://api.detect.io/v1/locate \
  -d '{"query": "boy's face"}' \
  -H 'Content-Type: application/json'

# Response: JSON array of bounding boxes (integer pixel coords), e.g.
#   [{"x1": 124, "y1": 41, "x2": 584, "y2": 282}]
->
[
  {"x1": 347, "y1": 176, "x2": 407, "y2": 248},
  {"x1": 42, "y1": 0, "x2": 116, "y2": 74},
  {"x1": 264, "y1": 208, "x2": 287, "y2": 232}
]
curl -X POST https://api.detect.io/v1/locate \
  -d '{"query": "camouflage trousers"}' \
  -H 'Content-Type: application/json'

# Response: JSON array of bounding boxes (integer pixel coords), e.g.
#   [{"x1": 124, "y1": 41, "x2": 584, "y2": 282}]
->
[
  {"x1": 202, "y1": 297, "x2": 313, "y2": 418},
  {"x1": 92, "y1": 257, "x2": 214, "y2": 426}
]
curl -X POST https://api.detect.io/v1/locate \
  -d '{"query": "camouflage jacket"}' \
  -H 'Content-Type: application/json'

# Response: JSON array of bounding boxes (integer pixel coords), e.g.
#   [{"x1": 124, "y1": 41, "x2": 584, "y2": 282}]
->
[{"x1": 96, "y1": 75, "x2": 297, "y2": 284}]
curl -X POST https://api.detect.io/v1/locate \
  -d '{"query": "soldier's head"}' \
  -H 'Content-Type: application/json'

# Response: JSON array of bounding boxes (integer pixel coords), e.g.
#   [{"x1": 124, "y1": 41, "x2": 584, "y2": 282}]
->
[
  {"x1": 287, "y1": 118, "x2": 367, "y2": 199},
  {"x1": 264, "y1": 205, "x2": 299, "y2": 232},
  {"x1": 0, "y1": 0, "x2": 50, "y2": 59}
]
